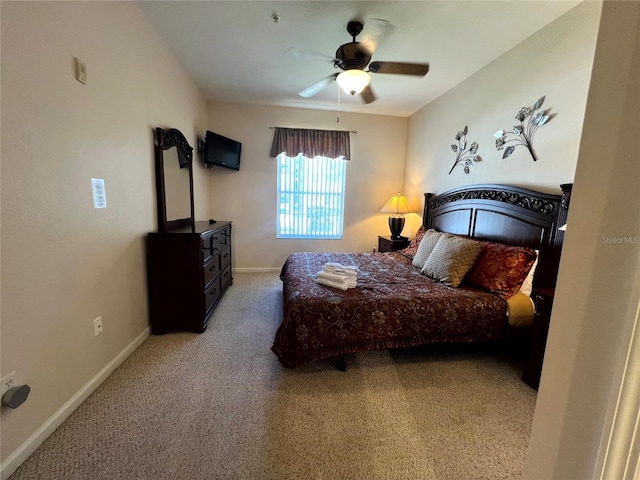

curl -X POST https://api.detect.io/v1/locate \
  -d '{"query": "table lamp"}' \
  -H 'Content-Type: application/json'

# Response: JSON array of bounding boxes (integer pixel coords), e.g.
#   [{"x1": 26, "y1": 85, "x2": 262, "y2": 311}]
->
[{"x1": 380, "y1": 193, "x2": 412, "y2": 239}]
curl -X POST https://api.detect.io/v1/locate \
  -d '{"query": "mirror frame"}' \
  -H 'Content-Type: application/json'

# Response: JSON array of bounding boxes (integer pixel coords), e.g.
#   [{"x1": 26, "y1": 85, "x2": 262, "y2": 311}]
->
[{"x1": 154, "y1": 127, "x2": 195, "y2": 232}]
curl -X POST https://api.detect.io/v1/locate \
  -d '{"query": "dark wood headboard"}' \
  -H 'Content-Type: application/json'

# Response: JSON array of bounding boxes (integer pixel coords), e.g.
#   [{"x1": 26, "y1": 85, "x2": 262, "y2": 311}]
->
[{"x1": 423, "y1": 184, "x2": 572, "y2": 289}]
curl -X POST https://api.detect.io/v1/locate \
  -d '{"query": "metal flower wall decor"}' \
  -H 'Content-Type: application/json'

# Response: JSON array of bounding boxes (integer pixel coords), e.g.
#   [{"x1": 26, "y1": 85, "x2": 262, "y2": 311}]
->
[
  {"x1": 494, "y1": 96, "x2": 552, "y2": 162},
  {"x1": 448, "y1": 126, "x2": 481, "y2": 175}
]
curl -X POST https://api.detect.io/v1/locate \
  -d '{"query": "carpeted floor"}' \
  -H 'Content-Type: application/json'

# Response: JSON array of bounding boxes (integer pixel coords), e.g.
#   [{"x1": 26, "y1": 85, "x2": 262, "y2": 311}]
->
[{"x1": 9, "y1": 273, "x2": 537, "y2": 480}]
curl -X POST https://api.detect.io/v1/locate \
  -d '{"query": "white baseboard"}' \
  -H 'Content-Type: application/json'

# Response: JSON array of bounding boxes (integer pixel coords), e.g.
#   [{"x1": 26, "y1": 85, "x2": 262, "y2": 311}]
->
[
  {"x1": 0, "y1": 327, "x2": 151, "y2": 480},
  {"x1": 233, "y1": 267, "x2": 281, "y2": 273}
]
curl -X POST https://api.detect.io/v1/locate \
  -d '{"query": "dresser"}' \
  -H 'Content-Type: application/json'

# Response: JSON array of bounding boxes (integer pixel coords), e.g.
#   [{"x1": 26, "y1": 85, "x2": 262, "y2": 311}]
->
[{"x1": 146, "y1": 221, "x2": 232, "y2": 334}]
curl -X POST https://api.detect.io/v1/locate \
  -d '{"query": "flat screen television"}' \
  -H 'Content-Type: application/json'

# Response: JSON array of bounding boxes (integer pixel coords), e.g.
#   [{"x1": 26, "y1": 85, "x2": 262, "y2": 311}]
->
[{"x1": 203, "y1": 130, "x2": 241, "y2": 171}]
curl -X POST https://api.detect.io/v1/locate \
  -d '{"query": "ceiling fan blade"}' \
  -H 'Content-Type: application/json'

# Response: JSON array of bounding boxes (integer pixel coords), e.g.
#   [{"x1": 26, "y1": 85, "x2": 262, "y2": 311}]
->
[
  {"x1": 360, "y1": 85, "x2": 377, "y2": 104},
  {"x1": 285, "y1": 47, "x2": 338, "y2": 64},
  {"x1": 369, "y1": 61, "x2": 430, "y2": 76},
  {"x1": 359, "y1": 19, "x2": 395, "y2": 55},
  {"x1": 298, "y1": 73, "x2": 339, "y2": 98}
]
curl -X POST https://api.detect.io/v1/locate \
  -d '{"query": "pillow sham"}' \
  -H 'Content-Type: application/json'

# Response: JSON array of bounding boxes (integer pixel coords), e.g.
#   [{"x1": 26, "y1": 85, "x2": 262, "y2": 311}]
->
[
  {"x1": 401, "y1": 226, "x2": 426, "y2": 259},
  {"x1": 421, "y1": 234, "x2": 485, "y2": 287},
  {"x1": 411, "y1": 229, "x2": 444, "y2": 269},
  {"x1": 465, "y1": 242, "x2": 537, "y2": 300}
]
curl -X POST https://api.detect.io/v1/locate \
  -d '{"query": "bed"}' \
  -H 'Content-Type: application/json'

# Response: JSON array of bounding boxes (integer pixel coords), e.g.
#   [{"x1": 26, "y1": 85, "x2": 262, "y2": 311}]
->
[{"x1": 272, "y1": 183, "x2": 571, "y2": 369}]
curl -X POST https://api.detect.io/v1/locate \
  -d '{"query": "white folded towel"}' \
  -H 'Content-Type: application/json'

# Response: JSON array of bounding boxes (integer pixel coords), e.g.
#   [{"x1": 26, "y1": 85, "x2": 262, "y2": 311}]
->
[
  {"x1": 323, "y1": 262, "x2": 357, "y2": 277},
  {"x1": 317, "y1": 271, "x2": 357, "y2": 287},
  {"x1": 317, "y1": 277, "x2": 356, "y2": 291}
]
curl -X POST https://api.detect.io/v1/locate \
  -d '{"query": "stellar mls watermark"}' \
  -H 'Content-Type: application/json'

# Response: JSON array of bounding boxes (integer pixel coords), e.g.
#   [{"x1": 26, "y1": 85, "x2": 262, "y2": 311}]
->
[{"x1": 602, "y1": 236, "x2": 639, "y2": 244}]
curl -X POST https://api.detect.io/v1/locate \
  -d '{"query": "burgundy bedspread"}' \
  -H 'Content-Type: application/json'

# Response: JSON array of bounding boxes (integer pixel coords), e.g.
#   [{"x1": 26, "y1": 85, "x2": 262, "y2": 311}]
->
[{"x1": 272, "y1": 252, "x2": 508, "y2": 368}]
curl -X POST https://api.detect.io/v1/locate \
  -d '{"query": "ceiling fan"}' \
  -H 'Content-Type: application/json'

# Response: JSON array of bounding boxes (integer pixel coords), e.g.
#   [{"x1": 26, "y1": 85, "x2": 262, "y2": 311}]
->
[{"x1": 292, "y1": 19, "x2": 430, "y2": 104}]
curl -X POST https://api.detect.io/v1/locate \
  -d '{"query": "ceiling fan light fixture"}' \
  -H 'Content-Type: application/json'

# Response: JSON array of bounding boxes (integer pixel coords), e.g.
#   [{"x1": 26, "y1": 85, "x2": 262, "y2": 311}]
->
[{"x1": 336, "y1": 69, "x2": 370, "y2": 96}]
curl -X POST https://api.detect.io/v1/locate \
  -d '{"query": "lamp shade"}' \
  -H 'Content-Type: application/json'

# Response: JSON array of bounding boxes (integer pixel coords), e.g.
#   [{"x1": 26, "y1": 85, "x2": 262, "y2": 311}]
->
[
  {"x1": 380, "y1": 193, "x2": 412, "y2": 215},
  {"x1": 336, "y1": 69, "x2": 370, "y2": 96}
]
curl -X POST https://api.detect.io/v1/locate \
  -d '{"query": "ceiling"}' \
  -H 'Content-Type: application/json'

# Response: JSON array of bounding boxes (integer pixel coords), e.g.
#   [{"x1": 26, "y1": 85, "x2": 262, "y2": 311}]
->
[{"x1": 139, "y1": 1, "x2": 580, "y2": 118}]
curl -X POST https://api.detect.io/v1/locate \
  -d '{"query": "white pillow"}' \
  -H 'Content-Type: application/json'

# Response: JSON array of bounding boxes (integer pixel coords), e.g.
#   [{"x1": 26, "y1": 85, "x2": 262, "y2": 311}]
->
[
  {"x1": 519, "y1": 250, "x2": 539, "y2": 296},
  {"x1": 411, "y1": 229, "x2": 444, "y2": 270}
]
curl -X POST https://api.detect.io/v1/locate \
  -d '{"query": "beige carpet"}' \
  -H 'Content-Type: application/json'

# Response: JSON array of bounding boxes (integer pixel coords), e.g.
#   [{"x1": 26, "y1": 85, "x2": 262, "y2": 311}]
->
[{"x1": 10, "y1": 273, "x2": 537, "y2": 480}]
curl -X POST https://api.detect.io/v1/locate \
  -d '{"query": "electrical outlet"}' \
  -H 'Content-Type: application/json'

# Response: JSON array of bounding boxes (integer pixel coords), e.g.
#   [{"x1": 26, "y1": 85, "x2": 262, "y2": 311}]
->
[
  {"x1": 93, "y1": 316, "x2": 103, "y2": 336},
  {"x1": 1, "y1": 372, "x2": 16, "y2": 396},
  {"x1": 372, "y1": 247, "x2": 376, "y2": 253}
]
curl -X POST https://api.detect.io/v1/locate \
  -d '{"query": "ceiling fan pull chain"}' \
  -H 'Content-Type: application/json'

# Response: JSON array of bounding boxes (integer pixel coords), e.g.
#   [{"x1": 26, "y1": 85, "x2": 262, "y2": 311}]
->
[{"x1": 336, "y1": 87, "x2": 341, "y2": 124}]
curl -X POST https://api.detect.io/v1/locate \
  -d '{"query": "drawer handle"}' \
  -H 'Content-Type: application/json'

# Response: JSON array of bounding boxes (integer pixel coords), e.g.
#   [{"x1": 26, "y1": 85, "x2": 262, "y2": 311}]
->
[
  {"x1": 223, "y1": 271, "x2": 229, "y2": 277},
  {"x1": 209, "y1": 266, "x2": 215, "y2": 272},
  {"x1": 223, "y1": 253, "x2": 229, "y2": 259}
]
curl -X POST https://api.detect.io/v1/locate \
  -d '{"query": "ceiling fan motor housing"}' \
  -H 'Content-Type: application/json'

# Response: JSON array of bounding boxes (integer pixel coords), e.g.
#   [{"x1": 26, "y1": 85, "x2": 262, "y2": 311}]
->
[{"x1": 335, "y1": 42, "x2": 371, "y2": 71}]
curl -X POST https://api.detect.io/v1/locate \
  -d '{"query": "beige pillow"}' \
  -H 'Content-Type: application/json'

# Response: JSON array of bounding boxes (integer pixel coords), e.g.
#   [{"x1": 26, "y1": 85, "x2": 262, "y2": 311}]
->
[
  {"x1": 412, "y1": 229, "x2": 444, "y2": 269},
  {"x1": 422, "y1": 234, "x2": 485, "y2": 287}
]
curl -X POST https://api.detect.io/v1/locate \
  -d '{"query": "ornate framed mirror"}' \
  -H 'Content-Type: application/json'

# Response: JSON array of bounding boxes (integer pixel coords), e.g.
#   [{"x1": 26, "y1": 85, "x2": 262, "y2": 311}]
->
[{"x1": 154, "y1": 127, "x2": 195, "y2": 232}]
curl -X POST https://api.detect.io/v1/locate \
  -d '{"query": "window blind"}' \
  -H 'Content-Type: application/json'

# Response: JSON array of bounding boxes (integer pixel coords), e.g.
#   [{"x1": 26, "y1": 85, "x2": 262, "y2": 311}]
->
[{"x1": 277, "y1": 154, "x2": 346, "y2": 239}]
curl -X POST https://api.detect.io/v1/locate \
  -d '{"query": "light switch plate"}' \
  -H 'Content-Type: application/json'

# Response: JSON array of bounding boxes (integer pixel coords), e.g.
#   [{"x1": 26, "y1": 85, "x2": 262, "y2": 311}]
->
[
  {"x1": 91, "y1": 178, "x2": 106, "y2": 209},
  {"x1": 74, "y1": 57, "x2": 87, "y2": 85}
]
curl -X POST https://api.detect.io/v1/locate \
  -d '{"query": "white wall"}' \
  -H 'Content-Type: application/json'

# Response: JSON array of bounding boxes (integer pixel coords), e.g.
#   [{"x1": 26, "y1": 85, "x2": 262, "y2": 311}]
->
[
  {"x1": 0, "y1": 1, "x2": 208, "y2": 472},
  {"x1": 205, "y1": 103, "x2": 409, "y2": 270},
  {"x1": 526, "y1": 1, "x2": 640, "y2": 478},
  {"x1": 403, "y1": 1, "x2": 601, "y2": 237}
]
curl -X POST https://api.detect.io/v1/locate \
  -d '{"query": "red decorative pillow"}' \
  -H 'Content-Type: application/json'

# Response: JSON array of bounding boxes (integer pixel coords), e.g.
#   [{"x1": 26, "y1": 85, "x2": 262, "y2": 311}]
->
[
  {"x1": 400, "y1": 226, "x2": 427, "y2": 259},
  {"x1": 465, "y1": 243, "x2": 537, "y2": 300}
]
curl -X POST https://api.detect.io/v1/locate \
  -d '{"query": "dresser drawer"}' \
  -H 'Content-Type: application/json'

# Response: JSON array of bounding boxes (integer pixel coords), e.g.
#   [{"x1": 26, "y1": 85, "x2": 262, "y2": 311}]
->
[
  {"x1": 220, "y1": 246, "x2": 231, "y2": 269},
  {"x1": 201, "y1": 227, "x2": 230, "y2": 263},
  {"x1": 205, "y1": 277, "x2": 221, "y2": 311},
  {"x1": 220, "y1": 225, "x2": 231, "y2": 242},
  {"x1": 220, "y1": 263, "x2": 232, "y2": 290},
  {"x1": 201, "y1": 235, "x2": 213, "y2": 264},
  {"x1": 204, "y1": 256, "x2": 220, "y2": 287},
  {"x1": 211, "y1": 228, "x2": 230, "y2": 252}
]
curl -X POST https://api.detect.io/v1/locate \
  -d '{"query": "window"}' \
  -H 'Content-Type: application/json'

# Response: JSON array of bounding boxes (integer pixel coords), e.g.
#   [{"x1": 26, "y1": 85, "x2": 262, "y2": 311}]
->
[{"x1": 277, "y1": 153, "x2": 347, "y2": 239}]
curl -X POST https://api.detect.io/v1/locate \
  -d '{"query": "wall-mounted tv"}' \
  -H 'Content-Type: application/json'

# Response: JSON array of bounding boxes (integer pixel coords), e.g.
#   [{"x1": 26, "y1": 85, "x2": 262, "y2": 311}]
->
[{"x1": 203, "y1": 130, "x2": 241, "y2": 171}]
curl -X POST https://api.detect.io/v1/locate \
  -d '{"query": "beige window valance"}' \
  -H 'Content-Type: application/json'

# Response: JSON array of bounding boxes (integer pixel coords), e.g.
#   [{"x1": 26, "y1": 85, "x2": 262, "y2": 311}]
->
[{"x1": 269, "y1": 127, "x2": 351, "y2": 160}]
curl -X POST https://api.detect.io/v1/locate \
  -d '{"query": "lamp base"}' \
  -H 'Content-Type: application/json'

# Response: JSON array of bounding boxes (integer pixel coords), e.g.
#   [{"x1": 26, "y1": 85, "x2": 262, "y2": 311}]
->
[{"x1": 388, "y1": 216, "x2": 406, "y2": 240}]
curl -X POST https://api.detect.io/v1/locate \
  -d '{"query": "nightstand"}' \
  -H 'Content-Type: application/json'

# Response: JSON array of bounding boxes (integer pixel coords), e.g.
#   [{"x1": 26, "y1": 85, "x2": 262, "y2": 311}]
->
[
  {"x1": 522, "y1": 287, "x2": 555, "y2": 390},
  {"x1": 377, "y1": 236, "x2": 410, "y2": 253}
]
